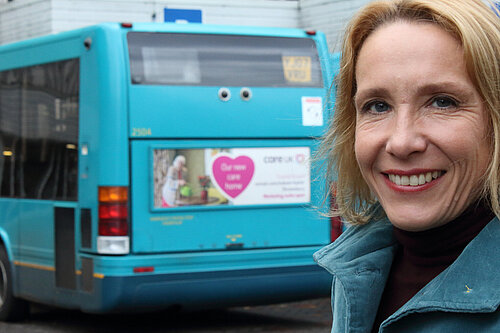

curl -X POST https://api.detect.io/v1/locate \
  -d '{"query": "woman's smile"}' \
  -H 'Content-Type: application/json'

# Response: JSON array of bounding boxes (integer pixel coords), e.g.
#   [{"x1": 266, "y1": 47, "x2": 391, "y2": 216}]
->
[{"x1": 382, "y1": 169, "x2": 445, "y2": 192}]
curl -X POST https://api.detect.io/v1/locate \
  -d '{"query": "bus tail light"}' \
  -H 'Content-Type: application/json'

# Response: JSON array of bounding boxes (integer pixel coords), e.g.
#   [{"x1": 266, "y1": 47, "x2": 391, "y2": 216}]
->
[
  {"x1": 330, "y1": 183, "x2": 343, "y2": 242},
  {"x1": 97, "y1": 186, "x2": 130, "y2": 255}
]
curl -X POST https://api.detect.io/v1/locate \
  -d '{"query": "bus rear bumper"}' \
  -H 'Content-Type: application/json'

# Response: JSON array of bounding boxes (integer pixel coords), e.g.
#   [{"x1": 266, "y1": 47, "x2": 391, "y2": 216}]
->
[{"x1": 79, "y1": 263, "x2": 331, "y2": 313}]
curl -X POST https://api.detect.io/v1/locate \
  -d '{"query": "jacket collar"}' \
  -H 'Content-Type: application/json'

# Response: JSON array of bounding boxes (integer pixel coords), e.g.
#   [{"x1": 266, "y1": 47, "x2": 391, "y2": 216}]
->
[
  {"x1": 314, "y1": 217, "x2": 396, "y2": 276},
  {"x1": 383, "y1": 217, "x2": 500, "y2": 327},
  {"x1": 314, "y1": 218, "x2": 398, "y2": 331},
  {"x1": 314, "y1": 216, "x2": 500, "y2": 331}
]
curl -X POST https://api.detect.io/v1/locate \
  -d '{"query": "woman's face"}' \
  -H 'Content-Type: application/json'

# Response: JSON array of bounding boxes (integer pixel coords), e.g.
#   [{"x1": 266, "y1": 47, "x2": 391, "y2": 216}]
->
[{"x1": 354, "y1": 22, "x2": 490, "y2": 231}]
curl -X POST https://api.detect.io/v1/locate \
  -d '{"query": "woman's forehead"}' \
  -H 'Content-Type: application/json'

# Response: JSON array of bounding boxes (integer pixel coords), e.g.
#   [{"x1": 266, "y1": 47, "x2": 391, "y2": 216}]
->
[{"x1": 354, "y1": 21, "x2": 469, "y2": 95}]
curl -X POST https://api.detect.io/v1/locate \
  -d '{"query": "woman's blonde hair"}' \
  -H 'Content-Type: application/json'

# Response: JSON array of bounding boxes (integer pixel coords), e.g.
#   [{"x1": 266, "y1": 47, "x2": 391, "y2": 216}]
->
[{"x1": 322, "y1": 0, "x2": 500, "y2": 225}]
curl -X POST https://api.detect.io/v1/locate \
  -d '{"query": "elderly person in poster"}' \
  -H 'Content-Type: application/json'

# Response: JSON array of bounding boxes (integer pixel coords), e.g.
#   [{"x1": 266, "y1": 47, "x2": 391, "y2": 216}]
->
[{"x1": 162, "y1": 155, "x2": 187, "y2": 207}]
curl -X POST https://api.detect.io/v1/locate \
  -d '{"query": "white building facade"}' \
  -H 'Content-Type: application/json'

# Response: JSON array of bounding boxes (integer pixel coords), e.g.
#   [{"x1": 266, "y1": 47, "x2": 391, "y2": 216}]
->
[{"x1": 0, "y1": 0, "x2": 373, "y2": 51}]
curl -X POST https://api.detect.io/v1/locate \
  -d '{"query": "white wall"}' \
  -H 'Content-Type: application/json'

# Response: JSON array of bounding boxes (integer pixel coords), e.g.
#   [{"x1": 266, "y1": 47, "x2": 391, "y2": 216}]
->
[
  {"x1": 0, "y1": 0, "x2": 52, "y2": 45},
  {"x1": 0, "y1": 0, "x2": 300, "y2": 45},
  {"x1": 299, "y1": 0, "x2": 372, "y2": 52},
  {"x1": 0, "y1": 0, "x2": 377, "y2": 51}
]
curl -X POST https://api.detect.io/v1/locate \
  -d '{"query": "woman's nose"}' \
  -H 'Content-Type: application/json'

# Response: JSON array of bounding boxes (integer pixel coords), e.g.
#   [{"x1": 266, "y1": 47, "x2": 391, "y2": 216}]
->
[{"x1": 385, "y1": 109, "x2": 427, "y2": 159}]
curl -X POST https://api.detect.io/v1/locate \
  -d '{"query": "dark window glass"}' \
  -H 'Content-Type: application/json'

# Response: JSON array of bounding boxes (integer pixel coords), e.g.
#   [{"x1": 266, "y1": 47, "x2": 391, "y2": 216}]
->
[
  {"x1": 128, "y1": 32, "x2": 323, "y2": 87},
  {"x1": 0, "y1": 69, "x2": 22, "y2": 198},
  {"x1": 0, "y1": 59, "x2": 79, "y2": 201}
]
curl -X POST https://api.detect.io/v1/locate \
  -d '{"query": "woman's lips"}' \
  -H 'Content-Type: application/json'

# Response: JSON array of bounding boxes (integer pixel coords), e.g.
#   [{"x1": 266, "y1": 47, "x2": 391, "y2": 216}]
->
[{"x1": 382, "y1": 169, "x2": 445, "y2": 192}]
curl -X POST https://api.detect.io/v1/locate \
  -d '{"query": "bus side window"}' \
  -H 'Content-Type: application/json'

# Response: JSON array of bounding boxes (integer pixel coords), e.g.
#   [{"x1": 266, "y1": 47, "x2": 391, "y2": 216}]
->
[
  {"x1": 0, "y1": 69, "x2": 22, "y2": 198},
  {"x1": 0, "y1": 59, "x2": 79, "y2": 201}
]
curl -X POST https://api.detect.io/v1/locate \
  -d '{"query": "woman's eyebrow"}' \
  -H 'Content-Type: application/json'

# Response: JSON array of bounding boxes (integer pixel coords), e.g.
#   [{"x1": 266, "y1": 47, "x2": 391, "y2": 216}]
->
[
  {"x1": 354, "y1": 82, "x2": 473, "y2": 103},
  {"x1": 415, "y1": 81, "x2": 473, "y2": 98},
  {"x1": 354, "y1": 87, "x2": 390, "y2": 104}
]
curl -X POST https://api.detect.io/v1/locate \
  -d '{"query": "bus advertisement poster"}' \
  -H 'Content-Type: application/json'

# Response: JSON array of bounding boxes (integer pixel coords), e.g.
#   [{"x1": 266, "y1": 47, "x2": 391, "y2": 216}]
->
[{"x1": 153, "y1": 147, "x2": 311, "y2": 208}]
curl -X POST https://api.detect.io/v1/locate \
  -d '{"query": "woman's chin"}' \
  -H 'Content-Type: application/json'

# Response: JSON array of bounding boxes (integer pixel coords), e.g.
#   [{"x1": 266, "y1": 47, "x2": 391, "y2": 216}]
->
[{"x1": 384, "y1": 211, "x2": 449, "y2": 232}]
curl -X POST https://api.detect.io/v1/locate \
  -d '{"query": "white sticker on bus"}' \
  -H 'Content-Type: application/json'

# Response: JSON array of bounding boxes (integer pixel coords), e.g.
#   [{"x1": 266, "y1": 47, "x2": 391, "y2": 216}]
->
[{"x1": 302, "y1": 96, "x2": 323, "y2": 126}]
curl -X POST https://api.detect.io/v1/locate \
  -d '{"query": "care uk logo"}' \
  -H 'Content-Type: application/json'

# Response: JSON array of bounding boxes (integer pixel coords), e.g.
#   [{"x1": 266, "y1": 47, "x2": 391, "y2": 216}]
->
[{"x1": 263, "y1": 153, "x2": 306, "y2": 164}]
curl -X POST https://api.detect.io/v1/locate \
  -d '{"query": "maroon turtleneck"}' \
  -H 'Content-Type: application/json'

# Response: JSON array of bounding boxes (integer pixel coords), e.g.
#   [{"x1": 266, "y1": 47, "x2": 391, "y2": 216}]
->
[{"x1": 371, "y1": 201, "x2": 495, "y2": 332}]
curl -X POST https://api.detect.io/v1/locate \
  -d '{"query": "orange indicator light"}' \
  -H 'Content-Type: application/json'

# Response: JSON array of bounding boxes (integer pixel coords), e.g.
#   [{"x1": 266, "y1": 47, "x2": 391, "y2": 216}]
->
[{"x1": 99, "y1": 186, "x2": 128, "y2": 203}]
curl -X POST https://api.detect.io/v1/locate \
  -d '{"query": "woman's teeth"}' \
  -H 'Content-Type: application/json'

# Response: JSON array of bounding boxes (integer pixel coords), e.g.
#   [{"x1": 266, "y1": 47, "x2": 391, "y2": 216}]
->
[{"x1": 388, "y1": 171, "x2": 442, "y2": 186}]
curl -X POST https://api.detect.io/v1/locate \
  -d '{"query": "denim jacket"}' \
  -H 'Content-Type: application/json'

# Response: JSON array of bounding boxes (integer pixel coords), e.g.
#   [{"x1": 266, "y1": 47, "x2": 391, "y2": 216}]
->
[{"x1": 314, "y1": 217, "x2": 500, "y2": 333}]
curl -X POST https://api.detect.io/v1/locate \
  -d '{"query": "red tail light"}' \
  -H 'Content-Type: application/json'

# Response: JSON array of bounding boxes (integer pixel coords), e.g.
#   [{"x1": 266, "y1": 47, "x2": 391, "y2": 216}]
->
[
  {"x1": 98, "y1": 186, "x2": 129, "y2": 237},
  {"x1": 99, "y1": 204, "x2": 128, "y2": 219},
  {"x1": 99, "y1": 218, "x2": 128, "y2": 236},
  {"x1": 330, "y1": 183, "x2": 343, "y2": 241}
]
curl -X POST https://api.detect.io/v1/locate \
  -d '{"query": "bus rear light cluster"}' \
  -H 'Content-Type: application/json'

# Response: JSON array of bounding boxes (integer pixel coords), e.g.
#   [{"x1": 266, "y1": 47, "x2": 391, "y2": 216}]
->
[
  {"x1": 330, "y1": 182, "x2": 343, "y2": 242},
  {"x1": 97, "y1": 186, "x2": 130, "y2": 254},
  {"x1": 330, "y1": 214, "x2": 343, "y2": 242}
]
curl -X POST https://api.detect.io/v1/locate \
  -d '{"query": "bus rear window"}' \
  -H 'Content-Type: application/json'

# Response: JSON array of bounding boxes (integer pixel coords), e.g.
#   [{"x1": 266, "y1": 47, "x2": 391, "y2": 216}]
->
[{"x1": 127, "y1": 32, "x2": 323, "y2": 87}]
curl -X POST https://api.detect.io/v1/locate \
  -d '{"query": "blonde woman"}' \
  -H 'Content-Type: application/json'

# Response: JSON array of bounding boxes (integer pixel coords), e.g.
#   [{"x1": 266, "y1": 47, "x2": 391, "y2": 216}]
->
[{"x1": 314, "y1": 0, "x2": 500, "y2": 331}]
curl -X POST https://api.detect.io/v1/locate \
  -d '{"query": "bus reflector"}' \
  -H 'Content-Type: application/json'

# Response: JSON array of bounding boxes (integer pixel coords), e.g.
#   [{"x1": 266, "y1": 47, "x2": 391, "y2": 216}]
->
[{"x1": 133, "y1": 267, "x2": 155, "y2": 274}]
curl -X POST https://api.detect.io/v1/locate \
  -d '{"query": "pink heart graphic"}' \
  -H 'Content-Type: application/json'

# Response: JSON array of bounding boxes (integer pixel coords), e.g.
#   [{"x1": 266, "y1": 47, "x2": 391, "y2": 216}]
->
[{"x1": 212, "y1": 155, "x2": 254, "y2": 199}]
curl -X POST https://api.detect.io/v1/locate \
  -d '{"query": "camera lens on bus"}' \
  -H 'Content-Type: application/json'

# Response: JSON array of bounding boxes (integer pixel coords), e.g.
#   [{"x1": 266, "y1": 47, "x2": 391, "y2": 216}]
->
[
  {"x1": 218, "y1": 87, "x2": 231, "y2": 101},
  {"x1": 240, "y1": 88, "x2": 252, "y2": 101}
]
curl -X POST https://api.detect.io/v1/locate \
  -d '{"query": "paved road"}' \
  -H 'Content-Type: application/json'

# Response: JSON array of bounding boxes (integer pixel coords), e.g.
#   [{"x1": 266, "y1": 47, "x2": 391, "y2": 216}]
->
[{"x1": 0, "y1": 298, "x2": 332, "y2": 333}]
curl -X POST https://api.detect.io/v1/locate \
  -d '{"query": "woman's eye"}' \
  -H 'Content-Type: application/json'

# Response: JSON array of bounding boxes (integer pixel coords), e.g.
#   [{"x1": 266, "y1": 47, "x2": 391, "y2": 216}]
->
[
  {"x1": 431, "y1": 96, "x2": 458, "y2": 109},
  {"x1": 364, "y1": 101, "x2": 390, "y2": 114}
]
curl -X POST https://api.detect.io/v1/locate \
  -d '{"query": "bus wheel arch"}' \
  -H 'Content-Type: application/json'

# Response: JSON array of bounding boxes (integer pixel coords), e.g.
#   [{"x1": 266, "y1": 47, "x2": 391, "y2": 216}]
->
[{"x1": 0, "y1": 246, "x2": 29, "y2": 321}]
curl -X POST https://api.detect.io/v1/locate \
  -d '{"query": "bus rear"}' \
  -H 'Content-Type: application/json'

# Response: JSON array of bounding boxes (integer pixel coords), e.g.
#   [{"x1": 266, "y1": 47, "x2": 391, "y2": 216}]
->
[{"x1": 86, "y1": 23, "x2": 333, "y2": 312}]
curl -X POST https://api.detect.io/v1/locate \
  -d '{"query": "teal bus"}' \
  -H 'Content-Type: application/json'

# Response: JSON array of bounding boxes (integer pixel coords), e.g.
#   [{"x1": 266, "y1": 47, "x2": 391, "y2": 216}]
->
[{"x1": 0, "y1": 22, "x2": 338, "y2": 320}]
